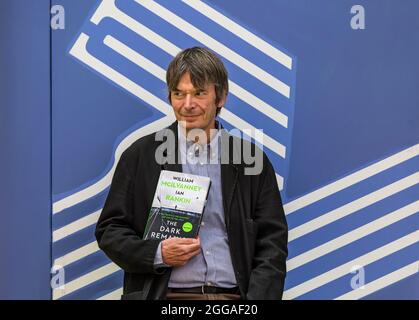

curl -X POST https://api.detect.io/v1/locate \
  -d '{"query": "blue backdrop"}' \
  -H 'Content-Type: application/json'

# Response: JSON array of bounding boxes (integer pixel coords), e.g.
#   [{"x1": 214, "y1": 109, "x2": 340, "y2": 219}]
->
[
  {"x1": 0, "y1": 0, "x2": 51, "y2": 299},
  {"x1": 1, "y1": 0, "x2": 418, "y2": 299}
]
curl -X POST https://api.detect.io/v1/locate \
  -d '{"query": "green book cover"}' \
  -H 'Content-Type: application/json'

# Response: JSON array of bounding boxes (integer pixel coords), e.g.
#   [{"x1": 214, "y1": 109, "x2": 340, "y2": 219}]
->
[{"x1": 143, "y1": 170, "x2": 211, "y2": 240}]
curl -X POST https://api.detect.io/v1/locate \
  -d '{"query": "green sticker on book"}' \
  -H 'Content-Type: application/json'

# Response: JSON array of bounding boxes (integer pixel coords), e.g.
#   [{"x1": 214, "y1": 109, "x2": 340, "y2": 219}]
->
[{"x1": 182, "y1": 222, "x2": 193, "y2": 233}]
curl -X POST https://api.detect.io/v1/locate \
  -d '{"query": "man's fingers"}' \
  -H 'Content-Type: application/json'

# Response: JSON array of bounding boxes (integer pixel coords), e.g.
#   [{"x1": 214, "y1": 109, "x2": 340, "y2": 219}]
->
[
  {"x1": 189, "y1": 247, "x2": 201, "y2": 257},
  {"x1": 167, "y1": 237, "x2": 199, "y2": 245},
  {"x1": 161, "y1": 237, "x2": 201, "y2": 265},
  {"x1": 185, "y1": 248, "x2": 201, "y2": 260},
  {"x1": 183, "y1": 242, "x2": 201, "y2": 252}
]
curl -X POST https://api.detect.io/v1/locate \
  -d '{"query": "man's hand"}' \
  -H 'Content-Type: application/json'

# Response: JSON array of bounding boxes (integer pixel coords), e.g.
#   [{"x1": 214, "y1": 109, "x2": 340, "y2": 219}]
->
[{"x1": 161, "y1": 237, "x2": 201, "y2": 267}]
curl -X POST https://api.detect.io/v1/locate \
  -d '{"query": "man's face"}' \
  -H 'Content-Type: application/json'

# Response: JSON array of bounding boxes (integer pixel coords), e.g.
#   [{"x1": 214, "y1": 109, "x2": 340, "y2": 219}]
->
[{"x1": 170, "y1": 72, "x2": 224, "y2": 135}]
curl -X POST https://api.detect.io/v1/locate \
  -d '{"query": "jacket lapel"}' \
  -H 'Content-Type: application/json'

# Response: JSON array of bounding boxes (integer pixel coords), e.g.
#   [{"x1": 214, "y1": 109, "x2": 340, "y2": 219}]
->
[
  {"x1": 220, "y1": 129, "x2": 238, "y2": 228},
  {"x1": 161, "y1": 121, "x2": 182, "y2": 173}
]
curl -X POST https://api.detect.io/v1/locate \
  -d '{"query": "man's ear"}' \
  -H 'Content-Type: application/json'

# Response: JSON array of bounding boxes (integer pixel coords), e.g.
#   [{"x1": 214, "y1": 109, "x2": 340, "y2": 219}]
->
[{"x1": 217, "y1": 94, "x2": 227, "y2": 109}]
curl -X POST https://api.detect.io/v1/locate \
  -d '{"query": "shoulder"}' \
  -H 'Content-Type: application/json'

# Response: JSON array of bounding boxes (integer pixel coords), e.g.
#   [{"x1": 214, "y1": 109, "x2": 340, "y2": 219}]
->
[
  {"x1": 220, "y1": 129, "x2": 270, "y2": 175},
  {"x1": 120, "y1": 125, "x2": 176, "y2": 165}
]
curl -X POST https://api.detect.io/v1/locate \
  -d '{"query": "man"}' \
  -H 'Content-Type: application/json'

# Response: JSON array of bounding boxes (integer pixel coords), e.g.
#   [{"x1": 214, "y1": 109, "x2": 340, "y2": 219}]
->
[{"x1": 95, "y1": 47, "x2": 288, "y2": 300}]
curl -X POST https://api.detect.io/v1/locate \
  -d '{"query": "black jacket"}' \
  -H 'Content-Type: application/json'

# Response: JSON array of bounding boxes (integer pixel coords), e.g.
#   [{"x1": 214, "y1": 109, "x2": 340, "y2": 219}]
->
[{"x1": 95, "y1": 121, "x2": 288, "y2": 300}]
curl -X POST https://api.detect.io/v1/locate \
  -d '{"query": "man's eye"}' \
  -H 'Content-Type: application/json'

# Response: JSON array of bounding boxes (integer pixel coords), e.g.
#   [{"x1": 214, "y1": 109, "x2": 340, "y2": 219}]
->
[
  {"x1": 195, "y1": 91, "x2": 206, "y2": 96},
  {"x1": 173, "y1": 92, "x2": 184, "y2": 97}
]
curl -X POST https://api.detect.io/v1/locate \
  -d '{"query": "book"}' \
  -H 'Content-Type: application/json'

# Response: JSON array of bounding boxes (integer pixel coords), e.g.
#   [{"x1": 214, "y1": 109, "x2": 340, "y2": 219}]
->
[{"x1": 143, "y1": 170, "x2": 211, "y2": 240}]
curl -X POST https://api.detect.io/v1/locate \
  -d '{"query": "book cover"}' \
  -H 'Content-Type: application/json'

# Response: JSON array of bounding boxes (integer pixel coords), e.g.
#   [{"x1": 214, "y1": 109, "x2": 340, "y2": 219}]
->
[{"x1": 143, "y1": 170, "x2": 211, "y2": 240}]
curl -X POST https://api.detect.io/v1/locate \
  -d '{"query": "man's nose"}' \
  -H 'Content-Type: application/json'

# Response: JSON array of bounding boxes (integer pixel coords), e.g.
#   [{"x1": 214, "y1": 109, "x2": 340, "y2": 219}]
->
[{"x1": 184, "y1": 93, "x2": 195, "y2": 109}]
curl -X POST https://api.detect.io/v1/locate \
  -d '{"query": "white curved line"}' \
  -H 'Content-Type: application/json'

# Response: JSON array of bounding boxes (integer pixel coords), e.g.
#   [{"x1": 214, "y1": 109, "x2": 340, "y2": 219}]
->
[
  {"x1": 134, "y1": 0, "x2": 291, "y2": 98},
  {"x1": 54, "y1": 241, "x2": 100, "y2": 268},
  {"x1": 70, "y1": 33, "x2": 173, "y2": 115},
  {"x1": 97, "y1": 287, "x2": 123, "y2": 300},
  {"x1": 53, "y1": 209, "x2": 101, "y2": 242},
  {"x1": 103, "y1": 35, "x2": 286, "y2": 158},
  {"x1": 288, "y1": 172, "x2": 419, "y2": 242},
  {"x1": 284, "y1": 144, "x2": 419, "y2": 215},
  {"x1": 283, "y1": 231, "x2": 418, "y2": 300},
  {"x1": 182, "y1": 0, "x2": 293, "y2": 69},
  {"x1": 335, "y1": 261, "x2": 419, "y2": 300},
  {"x1": 104, "y1": 35, "x2": 289, "y2": 129},
  {"x1": 58, "y1": 3, "x2": 291, "y2": 214},
  {"x1": 287, "y1": 200, "x2": 419, "y2": 271},
  {"x1": 53, "y1": 262, "x2": 121, "y2": 300},
  {"x1": 276, "y1": 174, "x2": 284, "y2": 191},
  {"x1": 91, "y1": 0, "x2": 180, "y2": 56},
  {"x1": 54, "y1": 33, "x2": 176, "y2": 214},
  {"x1": 52, "y1": 116, "x2": 172, "y2": 214},
  {"x1": 220, "y1": 108, "x2": 286, "y2": 158}
]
